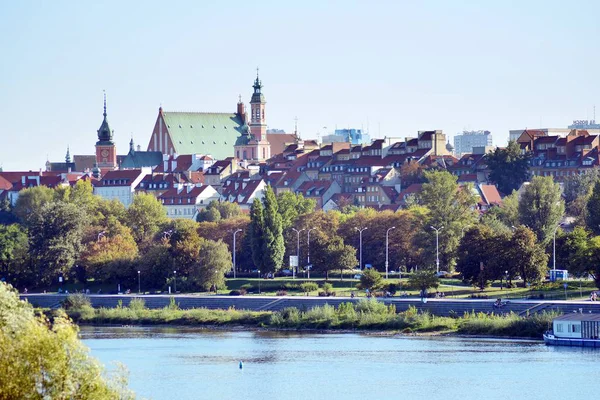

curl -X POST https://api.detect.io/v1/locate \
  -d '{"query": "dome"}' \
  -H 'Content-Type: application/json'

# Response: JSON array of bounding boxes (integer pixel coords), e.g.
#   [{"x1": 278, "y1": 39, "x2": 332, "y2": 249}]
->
[{"x1": 446, "y1": 141, "x2": 454, "y2": 151}]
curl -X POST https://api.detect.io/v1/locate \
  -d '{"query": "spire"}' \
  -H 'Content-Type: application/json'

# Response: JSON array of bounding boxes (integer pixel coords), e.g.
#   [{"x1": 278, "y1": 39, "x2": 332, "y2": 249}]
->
[
  {"x1": 97, "y1": 91, "x2": 114, "y2": 144},
  {"x1": 251, "y1": 68, "x2": 265, "y2": 103},
  {"x1": 130, "y1": 136, "x2": 135, "y2": 153},
  {"x1": 65, "y1": 146, "x2": 71, "y2": 163}
]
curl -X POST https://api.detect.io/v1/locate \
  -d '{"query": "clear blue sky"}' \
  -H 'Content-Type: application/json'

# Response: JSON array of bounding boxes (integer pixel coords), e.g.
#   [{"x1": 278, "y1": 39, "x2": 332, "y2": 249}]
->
[{"x1": 1, "y1": 0, "x2": 599, "y2": 170}]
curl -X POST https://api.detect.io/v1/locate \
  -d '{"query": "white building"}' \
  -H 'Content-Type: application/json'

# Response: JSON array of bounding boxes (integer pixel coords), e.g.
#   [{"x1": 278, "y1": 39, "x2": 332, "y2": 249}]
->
[
  {"x1": 93, "y1": 168, "x2": 151, "y2": 207},
  {"x1": 453, "y1": 130, "x2": 493, "y2": 156},
  {"x1": 158, "y1": 184, "x2": 220, "y2": 219}
]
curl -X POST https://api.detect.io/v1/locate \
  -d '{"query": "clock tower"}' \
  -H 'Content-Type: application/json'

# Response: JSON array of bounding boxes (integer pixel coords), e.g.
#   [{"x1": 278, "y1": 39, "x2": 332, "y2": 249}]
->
[{"x1": 95, "y1": 92, "x2": 117, "y2": 173}]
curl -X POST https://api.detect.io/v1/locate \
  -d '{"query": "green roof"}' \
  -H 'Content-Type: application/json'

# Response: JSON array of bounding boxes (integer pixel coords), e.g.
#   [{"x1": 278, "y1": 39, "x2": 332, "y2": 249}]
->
[
  {"x1": 121, "y1": 150, "x2": 163, "y2": 169},
  {"x1": 163, "y1": 112, "x2": 247, "y2": 159}
]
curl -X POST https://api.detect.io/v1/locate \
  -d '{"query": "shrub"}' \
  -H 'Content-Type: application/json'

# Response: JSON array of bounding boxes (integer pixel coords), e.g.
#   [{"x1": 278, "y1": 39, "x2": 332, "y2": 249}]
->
[
  {"x1": 354, "y1": 298, "x2": 389, "y2": 315},
  {"x1": 300, "y1": 282, "x2": 318, "y2": 293},
  {"x1": 276, "y1": 290, "x2": 288, "y2": 296},
  {"x1": 321, "y1": 282, "x2": 334, "y2": 294},
  {"x1": 128, "y1": 298, "x2": 146, "y2": 311},
  {"x1": 229, "y1": 289, "x2": 247, "y2": 296},
  {"x1": 166, "y1": 296, "x2": 179, "y2": 310},
  {"x1": 359, "y1": 269, "x2": 382, "y2": 290},
  {"x1": 61, "y1": 293, "x2": 91, "y2": 310}
]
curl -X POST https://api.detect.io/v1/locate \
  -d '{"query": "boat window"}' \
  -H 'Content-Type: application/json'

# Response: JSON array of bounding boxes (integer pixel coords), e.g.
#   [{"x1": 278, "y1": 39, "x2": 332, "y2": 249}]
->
[
  {"x1": 573, "y1": 325, "x2": 581, "y2": 333},
  {"x1": 556, "y1": 324, "x2": 563, "y2": 333}
]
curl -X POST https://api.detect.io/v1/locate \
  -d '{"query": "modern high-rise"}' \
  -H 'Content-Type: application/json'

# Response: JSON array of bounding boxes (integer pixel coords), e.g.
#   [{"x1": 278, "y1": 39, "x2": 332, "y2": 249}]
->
[
  {"x1": 453, "y1": 130, "x2": 492, "y2": 156},
  {"x1": 322, "y1": 128, "x2": 370, "y2": 145}
]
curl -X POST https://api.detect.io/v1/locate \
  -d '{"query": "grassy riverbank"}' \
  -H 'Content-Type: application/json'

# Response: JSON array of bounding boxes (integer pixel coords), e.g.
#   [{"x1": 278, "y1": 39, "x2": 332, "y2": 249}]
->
[{"x1": 60, "y1": 296, "x2": 558, "y2": 338}]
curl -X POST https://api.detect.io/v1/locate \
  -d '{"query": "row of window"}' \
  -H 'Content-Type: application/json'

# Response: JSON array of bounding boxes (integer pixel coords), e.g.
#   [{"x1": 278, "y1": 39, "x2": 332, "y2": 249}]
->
[
  {"x1": 103, "y1": 179, "x2": 130, "y2": 186},
  {"x1": 169, "y1": 208, "x2": 196, "y2": 216}
]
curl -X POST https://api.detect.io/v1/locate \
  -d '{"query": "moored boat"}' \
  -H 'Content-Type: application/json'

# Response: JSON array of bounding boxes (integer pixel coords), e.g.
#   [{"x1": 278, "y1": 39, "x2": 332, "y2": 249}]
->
[{"x1": 543, "y1": 313, "x2": 600, "y2": 348}]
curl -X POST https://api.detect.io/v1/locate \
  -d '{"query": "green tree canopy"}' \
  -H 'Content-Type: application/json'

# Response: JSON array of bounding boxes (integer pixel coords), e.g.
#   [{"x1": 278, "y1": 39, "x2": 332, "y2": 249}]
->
[
  {"x1": 193, "y1": 239, "x2": 231, "y2": 291},
  {"x1": 518, "y1": 176, "x2": 565, "y2": 244},
  {"x1": 586, "y1": 180, "x2": 600, "y2": 235},
  {"x1": 0, "y1": 282, "x2": 134, "y2": 399},
  {"x1": 261, "y1": 186, "x2": 285, "y2": 274},
  {"x1": 249, "y1": 198, "x2": 265, "y2": 271},
  {"x1": 12, "y1": 185, "x2": 55, "y2": 225},
  {"x1": 277, "y1": 191, "x2": 316, "y2": 230},
  {"x1": 485, "y1": 140, "x2": 531, "y2": 195},
  {"x1": 28, "y1": 201, "x2": 86, "y2": 285},
  {"x1": 125, "y1": 193, "x2": 167, "y2": 243},
  {"x1": 417, "y1": 170, "x2": 478, "y2": 270},
  {"x1": 408, "y1": 270, "x2": 439, "y2": 293},
  {"x1": 509, "y1": 226, "x2": 549, "y2": 287},
  {"x1": 359, "y1": 268, "x2": 382, "y2": 291}
]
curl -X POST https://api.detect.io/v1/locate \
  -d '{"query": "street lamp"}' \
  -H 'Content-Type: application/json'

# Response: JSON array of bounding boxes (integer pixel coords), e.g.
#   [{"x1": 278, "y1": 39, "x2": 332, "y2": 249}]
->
[
  {"x1": 258, "y1": 270, "x2": 261, "y2": 294},
  {"x1": 173, "y1": 270, "x2": 177, "y2": 293},
  {"x1": 291, "y1": 228, "x2": 305, "y2": 279},
  {"x1": 97, "y1": 231, "x2": 106, "y2": 242},
  {"x1": 355, "y1": 227, "x2": 368, "y2": 270},
  {"x1": 385, "y1": 226, "x2": 396, "y2": 279},
  {"x1": 307, "y1": 228, "x2": 317, "y2": 279},
  {"x1": 232, "y1": 229, "x2": 242, "y2": 279},
  {"x1": 137, "y1": 270, "x2": 141, "y2": 294},
  {"x1": 430, "y1": 226, "x2": 443, "y2": 274}
]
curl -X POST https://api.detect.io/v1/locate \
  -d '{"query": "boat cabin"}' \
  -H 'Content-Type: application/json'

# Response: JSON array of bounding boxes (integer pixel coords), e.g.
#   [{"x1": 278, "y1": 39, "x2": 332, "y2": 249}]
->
[{"x1": 553, "y1": 314, "x2": 600, "y2": 339}]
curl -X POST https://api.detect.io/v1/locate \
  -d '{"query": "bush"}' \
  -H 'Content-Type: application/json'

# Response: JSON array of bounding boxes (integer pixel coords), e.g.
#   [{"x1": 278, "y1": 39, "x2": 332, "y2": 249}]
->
[
  {"x1": 276, "y1": 290, "x2": 288, "y2": 296},
  {"x1": 321, "y1": 282, "x2": 334, "y2": 294},
  {"x1": 359, "y1": 269, "x2": 382, "y2": 290},
  {"x1": 300, "y1": 282, "x2": 318, "y2": 293},
  {"x1": 229, "y1": 289, "x2": 247, "y2": 296},
  {"x1": 128, "y1": 298, "x2": 146, "y2": 310},
  {"x1": 61, "y1": 293, "x2": 91, "y2": 310}
]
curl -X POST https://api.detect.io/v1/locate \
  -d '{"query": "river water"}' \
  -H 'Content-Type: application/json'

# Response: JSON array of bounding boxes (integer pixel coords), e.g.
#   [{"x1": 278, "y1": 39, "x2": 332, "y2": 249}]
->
[{"x1": 81, "y1": 326, "x2": 598, "y2": 400}]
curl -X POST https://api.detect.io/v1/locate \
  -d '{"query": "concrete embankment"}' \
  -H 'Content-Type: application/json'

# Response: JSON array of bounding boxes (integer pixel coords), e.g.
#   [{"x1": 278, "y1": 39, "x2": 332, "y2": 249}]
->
[{"x1": 20, "y1": 294, "x2": 600, "y2": 317}]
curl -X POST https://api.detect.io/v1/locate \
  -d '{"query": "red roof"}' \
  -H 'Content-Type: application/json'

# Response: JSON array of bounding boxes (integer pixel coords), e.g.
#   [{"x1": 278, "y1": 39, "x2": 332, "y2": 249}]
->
[
  {"x1": 158, "y1": 185, "x2": 213, "y2": 204},
  {"x1": 267, "y1": 133, "x2": 297, "y2": 156},
  {"x1": 479, "y1": 185, "x2": 502, "y2": 206}
]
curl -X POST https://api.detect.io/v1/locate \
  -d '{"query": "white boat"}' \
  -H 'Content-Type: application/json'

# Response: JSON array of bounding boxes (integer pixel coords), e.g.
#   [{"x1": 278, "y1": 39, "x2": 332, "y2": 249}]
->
[{"x1": 543, "y1": 313, "x2": 600, "y2": 348}]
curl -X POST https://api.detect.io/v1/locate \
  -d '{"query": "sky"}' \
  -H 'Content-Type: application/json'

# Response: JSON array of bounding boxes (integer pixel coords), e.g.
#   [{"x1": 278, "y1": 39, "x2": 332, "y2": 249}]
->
[{"x1": 1, "y1": 0, "x2": 600, "y2": 170}]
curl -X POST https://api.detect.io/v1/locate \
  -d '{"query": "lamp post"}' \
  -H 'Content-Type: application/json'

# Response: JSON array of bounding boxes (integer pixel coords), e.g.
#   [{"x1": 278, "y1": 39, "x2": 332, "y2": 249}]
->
[
  {"x1": 258, "y1": 270, "x2": 261, "y2": 294},
  {"x1": 355, "y1": 227, "x2": 368, "y2": 270},
  {"x1": 385, "y1": 226, "x2": 396, "y2": 279},
  {"x1": 291, "y1": 228, "x2": 305, "y2": 279},
  {"x1": 232, "y1": 229, "x2": 242, "y2": 279},
  {"x1": 173, "y1": 270, "x2": 177, "y2": 293},
  {"x1": 430, "y1": 226, "x2": 443, "y2": 274},
  {"x1": 307, "y1": 228, "x2": 317, "y2": 279},
  {"x1": 137, "y1": 270, "x2": 141, "y2": 294}
]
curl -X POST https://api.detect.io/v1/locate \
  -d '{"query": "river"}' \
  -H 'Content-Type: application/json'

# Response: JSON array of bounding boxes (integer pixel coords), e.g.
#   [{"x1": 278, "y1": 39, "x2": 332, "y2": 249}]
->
[{"x1": 81, "y1": 326, "x2": 598, "y2": 400}]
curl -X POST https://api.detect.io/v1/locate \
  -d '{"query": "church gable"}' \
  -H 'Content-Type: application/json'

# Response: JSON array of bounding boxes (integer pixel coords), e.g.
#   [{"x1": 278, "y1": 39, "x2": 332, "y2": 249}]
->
[{"x1": 148, "y1": 110, "x2": 245, "y2": 159}]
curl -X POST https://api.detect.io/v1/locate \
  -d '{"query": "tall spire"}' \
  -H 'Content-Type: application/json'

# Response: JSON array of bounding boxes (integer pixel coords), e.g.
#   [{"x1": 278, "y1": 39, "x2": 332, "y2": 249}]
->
[
  {"x1": 97, "y1": 90, "x2": 114, "y2": 144},
  {"x1": 103, "y1": 90, "x2": 107, "y2": 117},
  {"x1": 65, "y1": 146, "x2": 71, "y2": 163}
]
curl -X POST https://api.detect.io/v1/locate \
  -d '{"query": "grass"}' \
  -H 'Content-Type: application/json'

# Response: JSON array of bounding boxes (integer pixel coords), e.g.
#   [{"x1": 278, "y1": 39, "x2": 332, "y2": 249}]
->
[{"x1": 62, "y1": 297, "x2": 557, "y2": 338}]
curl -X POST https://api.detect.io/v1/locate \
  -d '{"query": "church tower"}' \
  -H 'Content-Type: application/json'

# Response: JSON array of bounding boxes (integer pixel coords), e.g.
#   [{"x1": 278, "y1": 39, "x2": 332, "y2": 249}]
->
[
  {"x1": 95, "y1": 92, "x2": 117, "y2": 172},
  {"x1": 248, "y1": 70, "x2": 270, "y2": 161}
]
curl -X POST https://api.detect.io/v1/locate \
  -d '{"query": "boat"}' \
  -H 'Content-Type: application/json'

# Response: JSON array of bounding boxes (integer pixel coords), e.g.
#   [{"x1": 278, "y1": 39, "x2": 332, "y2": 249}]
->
[{"x1": 543, "y1": 313, "x2": 600, "y2": 347}]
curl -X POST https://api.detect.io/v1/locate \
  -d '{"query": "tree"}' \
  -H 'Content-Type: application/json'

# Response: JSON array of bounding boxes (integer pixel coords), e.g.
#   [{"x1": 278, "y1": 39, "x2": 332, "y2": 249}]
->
[
  {"x1": 408, "y1": 270, "x2": 439, "y2": 293},
  {"x1": 261, "y1": 186, "x2": 285, "y2": 274},
  {"x1": 197, "y1": 206, "x2": 222, "y2": 222},
  {"x1": 586, "y1": 180, "x2": 600, "y2": 235},
  {"x1": 486, "y1": 140, "x2": 531, "y2": 195},
  {"x1": 80, "y1": 218, "x2": 138, "y2": 284},
  {"x1": 417, "y1": 170, "x2": 478, "y2": 270},
  {"x1": 125, "y1": 193, "x2": 167, "y2": 243},
  {"x1": 509, "y1": 226, "x2": 549, "y2": 287},
  {"x1": 249, "y1": 198, "x2": 265, "y2": 270},
  {"x1": 137, "y1": 244, "x2": 174, "y2": 290},
  {"x1": 359, "y1": 268, "x2": 382, "y2": 291},
  {"x1": 168, "y1": 219, "x2": 203, "y2": 276},
  {"x1": 0, "y1": 224, "x2": 29, "y2": 286},
  {"x1": 317, "y1": 237, "x2": 357, "y2": 280},
  {"x1": 276, "y1": 192, "x2": 316, "y2": 230},
  {"x1": 12, "y1": 186, "x2": 55, "y2": 225},
  {"x1": 193, "y1": 239, "x2": 231, "y2": 291},
  {"x1": 555, "y1": 227, "x2": 590, "y2": 277},
  {"x1": 518, "y1": 176, "x2": 565, "y2": 244},
  {"x1": 564, "y1": 170, "x2": 598, "y2": 204},
  {"x1": 0, "y1": 282, "x2": 134, "y2": 399},
  {"x1": 456, "y1": 225, "x2": 510, "y2": 289},
  {"x1": 28, "y1": 201, "x2": 86, "y2": 285}
]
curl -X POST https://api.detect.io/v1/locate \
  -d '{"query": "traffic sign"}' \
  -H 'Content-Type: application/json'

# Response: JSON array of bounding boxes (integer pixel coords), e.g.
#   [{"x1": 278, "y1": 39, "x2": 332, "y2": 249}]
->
[{"x1": 289, "y1": 256, "x2": 298, "y2": 267}]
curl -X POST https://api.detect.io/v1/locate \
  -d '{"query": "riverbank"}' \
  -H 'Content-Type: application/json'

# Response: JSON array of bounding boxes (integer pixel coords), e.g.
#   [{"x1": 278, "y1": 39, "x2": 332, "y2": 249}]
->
[{"x1": 59, "y1": 297, "x2": 559, "y2": 339}]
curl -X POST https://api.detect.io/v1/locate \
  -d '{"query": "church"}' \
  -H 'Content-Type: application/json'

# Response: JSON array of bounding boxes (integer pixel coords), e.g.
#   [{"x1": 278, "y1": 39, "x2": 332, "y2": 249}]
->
[
  {"x1": 146, "y1": 71, "x2": 296, "y2": 162},
  {"x1": 46, "y1": 72, "x2": 298, "y2": 175}
]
